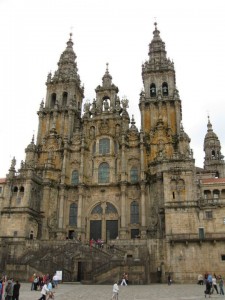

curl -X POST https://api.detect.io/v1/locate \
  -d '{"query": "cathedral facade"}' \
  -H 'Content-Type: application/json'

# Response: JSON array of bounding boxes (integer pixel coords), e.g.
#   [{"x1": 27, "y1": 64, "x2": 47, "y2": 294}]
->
[{"x1": 1, "y1": 23, "x2": 225, "y2": 283}]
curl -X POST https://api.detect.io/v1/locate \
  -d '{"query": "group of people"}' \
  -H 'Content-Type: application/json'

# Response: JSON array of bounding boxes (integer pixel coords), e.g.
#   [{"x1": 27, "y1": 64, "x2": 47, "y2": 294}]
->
[
  {"x1": 89, "y1": 238, "x2": 104, "y2": 249},
  {"x1": 31, "y1": 273, "x2": 59, "y2": 300},
  {"x1": 202, "y1": 273, "x2": 224, "y2": 297},
  {"x1": 0, "y1": 277, "x2": 20, "y2": 300}
]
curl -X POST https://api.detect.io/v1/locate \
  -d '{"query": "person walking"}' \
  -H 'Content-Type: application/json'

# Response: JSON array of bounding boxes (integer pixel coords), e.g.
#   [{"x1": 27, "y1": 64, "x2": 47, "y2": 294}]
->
[
  {"x1": 112, "y1": 281, "x2": 119, "y2": 300},
  {"x1": 120, "y1": 273, "x2": 127, "y2": 286},
  {"x1": 212, "y1": 275, "x2": 219, "y2": 294},
  {"x1": 218, "y1": 276, "x2": 224, "y2": 295},
  {"x1": 12, "y1": 280, "x2": 20, "y2": 300},
  {"x1": 38, "y1": 280, "x2": 49, "y2": 300},
  {"x1": 168, "y1": 274, "x2": 172, "y2": 285}
]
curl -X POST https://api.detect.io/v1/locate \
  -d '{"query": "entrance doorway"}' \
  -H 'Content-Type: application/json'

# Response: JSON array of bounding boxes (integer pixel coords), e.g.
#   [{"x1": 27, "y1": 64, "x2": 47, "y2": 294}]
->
[
  {"x1": 90, "y1": 220, "x2": 102, "y2": 240},
  {"x1": 89, "y1": 202, "x2": 118, "y2": 241},
  {"x1": 106, "y1": 220, "x2": 118, "y2": 241}
]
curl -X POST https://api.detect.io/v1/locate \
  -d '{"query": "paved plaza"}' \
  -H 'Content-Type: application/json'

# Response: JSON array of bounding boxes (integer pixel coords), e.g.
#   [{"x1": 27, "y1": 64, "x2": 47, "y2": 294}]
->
[{"x1": 18, "y1": 282, "x2": 224, "y2": 299}]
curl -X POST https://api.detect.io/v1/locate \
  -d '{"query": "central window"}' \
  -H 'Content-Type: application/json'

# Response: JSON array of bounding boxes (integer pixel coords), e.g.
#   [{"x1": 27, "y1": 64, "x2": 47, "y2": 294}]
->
[
  {"x1": 98, "y1": 162, "x2": 110, "y2": 183},
  {"x1": 99, "y1": 138, "x2": 110, "y2": 155},
  {"x1": 130, "y1": 201, "x2": 139, "y2": 224}
]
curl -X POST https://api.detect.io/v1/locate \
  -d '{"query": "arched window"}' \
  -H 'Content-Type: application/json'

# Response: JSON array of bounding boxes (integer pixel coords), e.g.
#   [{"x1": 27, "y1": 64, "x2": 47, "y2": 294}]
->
[
  {"x1": 62, "y1": 92, "x2": 68, "y2": 107},
  {"x1": 13, "y1": 186, "x2": 18, "y2": 193},
  {"x1": 162, "y1": 82, "x2": 168, "y2": 96},
  {"x1": 91, "y1": 204, "x2": 103, "y2": 215},
  {"x1": 150, "y1": 83, "x2": 156, "y2": 97},
  {"x1": 71, "y1": 170, "x2": 79, "y2": 185},
  {"x1": 130, "y1": 201, "x2": 139, "y2": 224},
  {"x1": 98, "y1": 162, "x2": 110, "y2": 183},
  {"x1": 204, "y1": 190, "x2": 211, "y2": 199},
  {"x1": 69, "y1": 203, "x2": 77, "y2": 226},
  {"x1": 99, "y1": 138, "x2": 110, "y2": 155},
  {"x1": 20, "y1": 186, "x2": 24, "y2": 193},
  {"x1": 213, "y1": 190, "x2": 220, "y2": 199},
  {"x1": 50, "y1": 93, "x2": 56, "y2": 108},
  {"x1": 105, "y1": 202, "x2": 117, "y2": 214},
  {"x1": 130, "y1": 167, "x2": 138, "y2": 183}
]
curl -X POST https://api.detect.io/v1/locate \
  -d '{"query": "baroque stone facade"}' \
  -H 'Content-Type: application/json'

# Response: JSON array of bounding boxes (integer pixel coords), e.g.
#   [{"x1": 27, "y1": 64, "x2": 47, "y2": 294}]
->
[{"x1": 1, "y1": 23, "x2": 225, "y2": 283}]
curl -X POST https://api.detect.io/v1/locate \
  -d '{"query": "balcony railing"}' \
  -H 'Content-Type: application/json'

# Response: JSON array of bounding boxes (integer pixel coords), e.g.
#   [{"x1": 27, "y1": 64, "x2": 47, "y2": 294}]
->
[{"x1": 168, "y1": 232, "x2": 225, "y2": 244}]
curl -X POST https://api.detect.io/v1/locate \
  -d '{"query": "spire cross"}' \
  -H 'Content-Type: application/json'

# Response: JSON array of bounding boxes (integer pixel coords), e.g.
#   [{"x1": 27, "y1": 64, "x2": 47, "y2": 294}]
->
[{"x1": 69, "y1": 27, "x2": 73, "y2": 40}]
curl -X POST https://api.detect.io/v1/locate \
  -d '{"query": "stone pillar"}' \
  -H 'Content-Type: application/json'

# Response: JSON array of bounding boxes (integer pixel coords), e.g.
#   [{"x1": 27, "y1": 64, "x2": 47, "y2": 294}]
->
[
  {"x1": 140, "y1": 182, "x2": 147, "y2": 238},
  {"x1": 166, "y1": 102, "x2": 171, "y2": 128},
  {"x1": 37, "y1": 112, "x2": 44, "y2": 145},
  {"x1": 41, "y1": 185, "x2": 51, "y2": 239},
  {"x1": 58, "y1": 186, "x2": 65, "y2": 229},
  {"x1": 120, "y1": 183, "x2": 127, "y2": 239},
  {"x1": 175, "y1": 101, "x2": 180, "y2": 135},
  {"x1": 77, "y1": 185, "x2": 84, "y2": 229}
]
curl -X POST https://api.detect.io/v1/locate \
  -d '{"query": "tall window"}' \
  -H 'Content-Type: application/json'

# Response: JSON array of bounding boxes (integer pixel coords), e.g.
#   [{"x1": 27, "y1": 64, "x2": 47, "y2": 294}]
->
[
  {"x1": 130, "y1": 167, "x2": 138, "y2": 183},
  {"x1": 62, "y1": 92, "x2": 68, "y2": 107},
  {"x1": 130, "y1": 201, "x2": 139, "y2": 224},
  {"x1": 98, "y1": 162, "x2": 110, "y2": 183},
  {"x1": 99, "y1": 138, "x2": 110, "y2": 154},
  {"x1": 50, "y1": 93, "x2": 56, "y2": 108},
  {"x1": 162, "y1": 82, "x2": 168, "y2": 96},
  {"x1": 150, "y1": 83, "x2": 156, "y2": 97},
  {"x1": 69, "y1": 203, "x2": 77, "y2": 226},
  {"x1": 199, "y1": 227, "x2": 205, "y2": 239},
  {"x1": 71, "y1": 170, "x2": 79, "y2": 185}
]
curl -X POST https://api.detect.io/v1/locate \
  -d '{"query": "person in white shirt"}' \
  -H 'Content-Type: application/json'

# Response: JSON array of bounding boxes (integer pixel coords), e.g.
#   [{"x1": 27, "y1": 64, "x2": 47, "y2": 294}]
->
[
  {"x1": 52, "y1": 274, "x2": 59, "y2": 288},
  {"x1": 212, "y1": 276, "x2": 219, "y2": 294},
  {"x1": 112, "y1": 281, "x2": 119, "y2": 300},
  {"x1": 38, "y1": 281, "x2": 49, "y2": 300}
]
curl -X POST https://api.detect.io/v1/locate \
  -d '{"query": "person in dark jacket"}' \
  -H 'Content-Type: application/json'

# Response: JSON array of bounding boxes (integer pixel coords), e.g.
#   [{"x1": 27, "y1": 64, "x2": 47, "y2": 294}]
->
[{"x1": 13, "y1": 281, "x2": 20, "y2": 300}]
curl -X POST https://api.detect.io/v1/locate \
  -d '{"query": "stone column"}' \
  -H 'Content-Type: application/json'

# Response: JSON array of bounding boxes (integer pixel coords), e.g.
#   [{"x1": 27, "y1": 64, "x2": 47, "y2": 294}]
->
[
  {"x1": 120, "y1": 183, "x2": 127, "y2": 239},
  {"x1": 37, "y1": 112, "x2": 44, "y2": 145},
  {"x1": 77, "y1": 185, "x2": 84, "y2": 229},
  {"x1": 41, "y1": 185, "x2": 51, "y2": 239},
  {"x1": 166, "y1": 102, "x2": 171, "y2": 128},
  {"x1": 58, "y1": 186, "x2": 65, "y2": 229},
  {"x1": 175, "y1": 101, "x2": 180, "y2": 135},
  {"x1": 140, "y1": 182, "x2": 147, "y2": 238}
]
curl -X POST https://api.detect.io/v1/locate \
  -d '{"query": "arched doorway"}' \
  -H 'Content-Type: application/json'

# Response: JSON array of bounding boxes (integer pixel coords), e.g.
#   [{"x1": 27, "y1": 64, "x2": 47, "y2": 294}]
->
[{"x1": 89, "y1": 202, "x2": 119, "y2": 242}]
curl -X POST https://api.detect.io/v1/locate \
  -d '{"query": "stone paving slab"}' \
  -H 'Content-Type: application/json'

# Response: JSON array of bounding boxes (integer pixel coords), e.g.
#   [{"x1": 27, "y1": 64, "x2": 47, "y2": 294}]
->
[{"x1": 17, "y1": 282, "x2": 223, "y2": 300}]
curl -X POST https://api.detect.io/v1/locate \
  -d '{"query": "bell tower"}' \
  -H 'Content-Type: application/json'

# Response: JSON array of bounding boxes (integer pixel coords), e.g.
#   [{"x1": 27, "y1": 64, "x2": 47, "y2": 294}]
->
[
  {"x1": 204, "y1": 116, "x2": 225, "y2": 177},
  {"x1": 140, "y1": 22, "x2": 185, "y2": 164},
  {"x1": 37, "y1": 33, "x2": 84, "y2": 146}
]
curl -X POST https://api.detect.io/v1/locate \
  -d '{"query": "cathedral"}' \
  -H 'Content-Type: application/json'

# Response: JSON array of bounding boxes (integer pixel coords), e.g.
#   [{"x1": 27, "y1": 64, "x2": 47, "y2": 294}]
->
[{"x1": 0, "y1": 23, "x2": 225, "y2": 283}]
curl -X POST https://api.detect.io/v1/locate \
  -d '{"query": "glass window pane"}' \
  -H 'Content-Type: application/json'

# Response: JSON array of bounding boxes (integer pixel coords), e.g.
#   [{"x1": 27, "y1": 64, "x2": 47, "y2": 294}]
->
[
  {"x1": 71, "y1": 170, "x2": 79, "y2": 185},
  {"x1": 99, "y1": 138, "x2": 110, "y2": 154},
  {"x1": 98, "y1": 162, "x2": 109, "y2": 183},
  {"x1": 130, "y1": 167, "x2": 138, "y2": 183},
  {"x1": 130, "y1": 201, "x2": 139, "y2": 224},
  {"x1": 69, "y1": 203, "x2": 77, "y2": 226}
]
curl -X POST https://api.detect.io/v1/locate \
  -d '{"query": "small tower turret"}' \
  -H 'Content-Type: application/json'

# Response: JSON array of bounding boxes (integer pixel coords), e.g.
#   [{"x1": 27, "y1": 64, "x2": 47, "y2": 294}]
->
[{"x1": 204, "y1": 116, "x2": 225, "y2": 177}]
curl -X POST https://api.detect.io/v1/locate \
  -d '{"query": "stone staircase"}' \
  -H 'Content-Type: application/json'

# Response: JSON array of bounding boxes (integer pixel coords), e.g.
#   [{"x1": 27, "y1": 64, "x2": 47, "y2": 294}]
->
[{"x1": 8, "y1": 240, "x2": 126, "y2": 282}]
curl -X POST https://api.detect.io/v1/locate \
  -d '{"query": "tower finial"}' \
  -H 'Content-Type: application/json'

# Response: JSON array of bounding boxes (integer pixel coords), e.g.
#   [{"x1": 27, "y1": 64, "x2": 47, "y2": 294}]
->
[{"x1": 106, "y1": 62, "x2": 109, "y2": 73}]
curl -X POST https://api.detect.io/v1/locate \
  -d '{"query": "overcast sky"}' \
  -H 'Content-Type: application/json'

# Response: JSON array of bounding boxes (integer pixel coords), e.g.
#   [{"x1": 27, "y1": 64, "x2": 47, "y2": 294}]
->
[{"x1": 0, "y1": 0, "x2": 225, "y2": 177}]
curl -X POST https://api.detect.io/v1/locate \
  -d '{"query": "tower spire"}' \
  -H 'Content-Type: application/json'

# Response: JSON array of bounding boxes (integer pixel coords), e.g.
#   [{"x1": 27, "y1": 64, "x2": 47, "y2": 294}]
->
[{"x1": 51, "y1": 33, "x2": 80, "y2": 84}]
